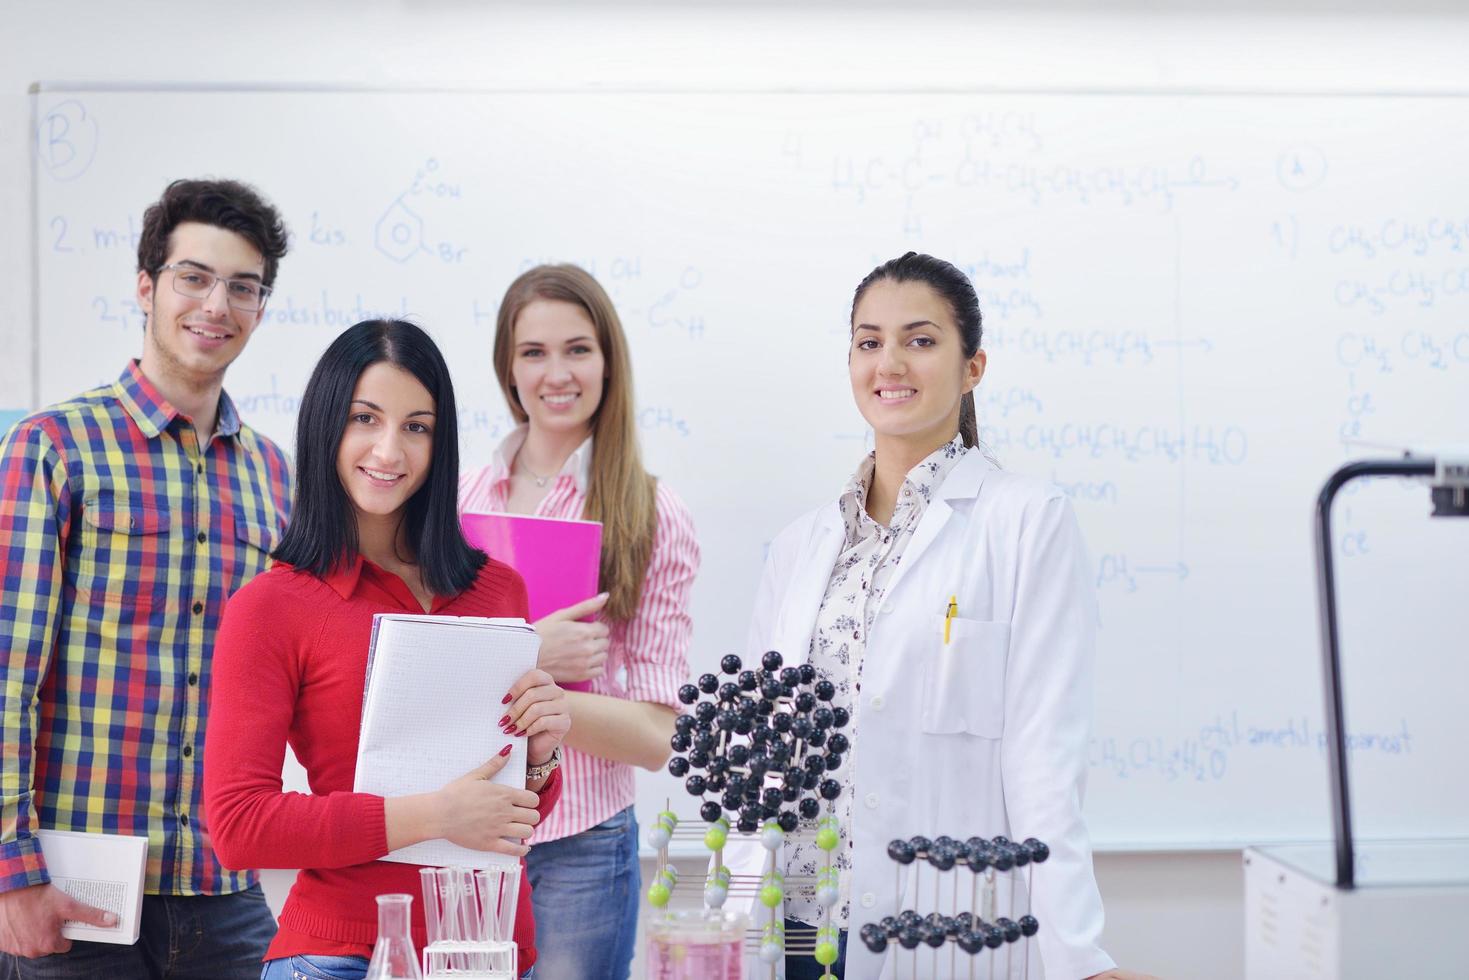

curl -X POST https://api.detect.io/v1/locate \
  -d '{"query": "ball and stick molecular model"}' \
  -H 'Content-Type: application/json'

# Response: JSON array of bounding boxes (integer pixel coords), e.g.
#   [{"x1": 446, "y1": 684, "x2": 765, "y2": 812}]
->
[
  {"x1": 859, "y1": 834, "x2": 1050, "y2": 979},
  {"x1": 645, "y1": 650, "x2": 851, "y2": 977}
]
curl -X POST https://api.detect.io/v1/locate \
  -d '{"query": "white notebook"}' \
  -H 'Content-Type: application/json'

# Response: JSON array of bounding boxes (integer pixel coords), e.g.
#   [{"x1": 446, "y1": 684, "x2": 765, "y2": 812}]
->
[
  {"x1": 36, "y1": 829, "x2": 147, "y2": 944},
  {"x1": 353, "y1": 614, "x2": 540, "y2": 869}
]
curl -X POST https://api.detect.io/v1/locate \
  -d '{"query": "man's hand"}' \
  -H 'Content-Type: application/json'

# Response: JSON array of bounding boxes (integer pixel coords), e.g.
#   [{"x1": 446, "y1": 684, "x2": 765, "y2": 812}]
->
[
  {"x1": 0, "y1": 882, "x2": 117, "y2": 957},
  {"x1": 532, "y1": 594, "x2": 611, "y2": 684}
]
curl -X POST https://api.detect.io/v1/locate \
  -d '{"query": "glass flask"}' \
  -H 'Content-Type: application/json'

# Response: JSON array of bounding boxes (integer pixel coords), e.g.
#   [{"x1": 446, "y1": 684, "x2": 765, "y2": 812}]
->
[{"x1": 365, "y1": 893, "x2": 423, "y2": 980}]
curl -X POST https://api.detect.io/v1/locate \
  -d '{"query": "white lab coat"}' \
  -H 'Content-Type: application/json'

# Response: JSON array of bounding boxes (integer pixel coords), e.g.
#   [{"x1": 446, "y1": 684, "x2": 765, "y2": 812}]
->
[{"x1": 748, "y1": 450, "x2": 1115, "y2": 980}]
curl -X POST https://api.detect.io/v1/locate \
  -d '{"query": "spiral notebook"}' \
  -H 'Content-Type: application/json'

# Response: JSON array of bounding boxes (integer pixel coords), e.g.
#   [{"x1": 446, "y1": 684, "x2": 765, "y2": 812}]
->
[{"x1": 353, "y1": 614, "x2": 541, "y2": 869}]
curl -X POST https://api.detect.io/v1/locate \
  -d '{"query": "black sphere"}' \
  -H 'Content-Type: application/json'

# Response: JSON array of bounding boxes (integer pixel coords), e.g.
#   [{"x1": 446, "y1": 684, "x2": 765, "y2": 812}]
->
[
  {"x1": 920, "y1": 922, "x2": 946, "y2": 948},
  {"x1": 794, "y1": 692, "x2": 817, "y2": 713},
  {"x1": 1024, "y1": 838, "x2": 1050, "y2": 863},
  {"x1": 760, "y1": 678, "x2": 783, "y2": 700},
  {"x1": 670, "y1": 732, "x2": 691, "y2": 753},
  {"x1": 700, "y1": 800, "x2": 722, "y2": 822},
  {"x1": 802, "y1": 769, "x2": 820, "y2": 790},
  {"x1": 738, "y1": 670, "x2": 758, "y2": 691},
  {"x1": 740, "y1": 803, "x2": 762, "y2": 823},
  {"x1": 715, "y1": 709, "x2": 738, "y2": 731},
  {"x1": 721, "y1": 789, "x2": 742, "y2": 810},
  {"x1": 807, "y1": 728, "x2": 827, "y2": 748},
  {"x1": 734, "y1": 717, "x2": 753, "y2": 735},
  {"x1": 997, "y1": 918, "x2": 1021, "y2": 943},
  {"x1": 717, "y1": 682, "x2": 740, "y2": 703},
  {"x1": 720, "y1": 653, "x2": 743, "y2": 675},
  {"x1": 812, "y1": 707, "x2": 835, "y2": 730},
  {"x1": 832, "y1": 706, "x2": 851, "y2": 728},
  {"x1": 819, "y1": 779, "x2": 842, "y2": 800},
  {"x1": 772, "y1": 712, "x2": 793, "y2": 733},
  {"x1": 909, "y1": 835, "x2": 933, "y2": 857},
  {"x1": 688, "y1": 749, "x2": 709, "y2": 769},
  {"x1": 778, "y1": 811, "x2": 799, "y2": 832},
  {"x1": 756, "y1": 699, "x2": 774, "y2": 716},
  {"x1": 674, "y1": 715, "x2": 696, "y2": 734},
  {"x1": 965, "y1": 844, "x2": 990, "y2": 873},
  {"x1": 861, "y1": 931, "x2": 887, "y2": 954},
  {"x1": 898, "y1": 910, "x2": 923, "y2": 929},
  {"x1": 957, "y1": 929, "x2": 985, "y2": 955},
  {"x1": 879, "y1": 916, "x2": 901, "y2": 937},
  {"x1": 984, "y1": 926, "x2": 1004, "y2": 949},
  {"x1": 887, "y1": 839, "x2": 916, "y2": 864},
  {"x1": 668, "y1": 757, "x2": 689, "y2": 777},
  {"x1": 823, "y1": 753, "x2": 843, "y2": 772},
  {"x1": 827, "y1": 733, "x2": 851, "y2": 754},
  {"x1": 1019, "y1": 915, "x2": 1040, "y2": 938},
  {"x1": 761, "y1": 787, "x2": 784, "y2": 809},
  {"x1": 897, "y1": 926, "x2": 922, "y2": 950},
  {"x1": 692, "y1": 731, "x2": 715, "y2": 752},
  {"x1": 790, "y1": 718, "x2": 813, "y2": 740},
  {"x1": 728, "y1": 744, "x2": 750, "y2": 766},
  {"x1": 780, "y1": 667, "x2": 801, "y2": 687},
  {"x1": 677, "y1": 684, "x2": 699, "y2": 705},
  {"x1": 928, "y1": 845, "x2": 956, "y2": 871},
  {"x1": 814, "y1": 680, "x2": 836, "y2": 701},
  {"x1": 737, "y1": 817, "x2": 758, "y2": 834},
  {"x1": 990, "y1": 846, "x2": 1015, "y2": 872},
  {"x1": 685, "y1": 775, "x2": 706, "y2": 795},
  {"x1": 694, "y1": 702, "x2": 716, "y2": 723},
  {"x1": 799, "y1": 798, "x2": 820, "y2": 819},
  {"x1": 761, "y1": 650, "x2": 784, "y2": 671},
  {"x1": 798, "y1": 663, "x2": 817, "y2": 684},
  {"x1": 698, "y1": 672, "x2": 719, "y2": 694}
]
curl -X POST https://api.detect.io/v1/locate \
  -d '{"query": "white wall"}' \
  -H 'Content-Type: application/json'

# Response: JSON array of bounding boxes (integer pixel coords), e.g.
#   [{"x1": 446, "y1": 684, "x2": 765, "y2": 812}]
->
[{"x1": 7, "y1": 2, "x2": 1469, "y2": 977}]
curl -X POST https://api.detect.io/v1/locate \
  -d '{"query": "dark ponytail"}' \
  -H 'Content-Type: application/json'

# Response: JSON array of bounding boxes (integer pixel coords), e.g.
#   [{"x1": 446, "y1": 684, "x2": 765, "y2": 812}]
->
[{"x1": 850, "y1": 252, "x2": 983, "y2": 448}]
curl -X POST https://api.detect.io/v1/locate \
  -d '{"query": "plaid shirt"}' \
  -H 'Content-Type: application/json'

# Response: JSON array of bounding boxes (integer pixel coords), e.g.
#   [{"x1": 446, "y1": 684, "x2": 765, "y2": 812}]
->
[{"x1": 0, "y1": 361, "x2": 291, "y2": 896}]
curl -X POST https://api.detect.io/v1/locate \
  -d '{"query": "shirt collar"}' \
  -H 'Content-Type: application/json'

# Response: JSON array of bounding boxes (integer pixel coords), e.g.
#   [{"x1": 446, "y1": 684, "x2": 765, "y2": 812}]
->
[
  {"x1": 839, "y1": 434, "x2": 968, "y2": 533},
  {"x1": 489, "y1": 424, "x2": 593, "y2": 495},
  {"x1": 113, "y1": 360, "x2": 241, "y2": 441},
  {"x1": 319, "y1": 554, "x2": 449, "y2": 612}
]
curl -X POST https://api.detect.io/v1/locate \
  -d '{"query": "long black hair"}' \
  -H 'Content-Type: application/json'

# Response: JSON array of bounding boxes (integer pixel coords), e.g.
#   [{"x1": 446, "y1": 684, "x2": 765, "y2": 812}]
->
[
  {"x1": 273, "y1": 319, "x2": 486, "y2": 594},
  {"x1": 851, "y1": 251, "x2": 983, "y2": 448}
]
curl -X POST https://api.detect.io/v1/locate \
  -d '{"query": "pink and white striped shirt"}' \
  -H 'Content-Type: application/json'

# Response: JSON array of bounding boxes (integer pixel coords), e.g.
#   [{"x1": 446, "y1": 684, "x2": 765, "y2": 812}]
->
[{"x1": 459, "y1": 427, "x2": 698, "y2": 842}]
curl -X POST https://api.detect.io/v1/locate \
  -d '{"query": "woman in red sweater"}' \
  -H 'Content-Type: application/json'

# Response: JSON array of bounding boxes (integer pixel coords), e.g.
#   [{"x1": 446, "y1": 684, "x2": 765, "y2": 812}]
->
[{"x1": 205, "y1": 319, "x2": 567, "y2": 979}]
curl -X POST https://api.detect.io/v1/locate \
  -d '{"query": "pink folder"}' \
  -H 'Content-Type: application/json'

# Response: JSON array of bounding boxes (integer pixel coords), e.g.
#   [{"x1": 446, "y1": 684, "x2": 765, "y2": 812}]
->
[{"x1": 460, "y1": 511, "x2": 604, "y2": 691}]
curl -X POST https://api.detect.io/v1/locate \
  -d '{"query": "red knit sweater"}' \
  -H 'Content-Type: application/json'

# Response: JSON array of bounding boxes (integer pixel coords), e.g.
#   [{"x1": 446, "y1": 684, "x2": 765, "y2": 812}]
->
[{"x1": 203, "y1": 557, "x2": 560, "y2": 966}]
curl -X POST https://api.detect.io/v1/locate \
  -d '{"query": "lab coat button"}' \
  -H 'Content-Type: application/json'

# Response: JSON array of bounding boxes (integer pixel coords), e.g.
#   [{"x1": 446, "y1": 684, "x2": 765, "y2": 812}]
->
[
  {"x1": 864, "y1": 793, "x2": 879, "y2": 809},
  {"x1": 860, "y1": 892, "x2": 876, "y2": 908},
  {"x1": 880, "y1": 603, "x2": 894, "y2": 615},
  {"x1": 870, "y1": 695, "x2": 884, "y2": 711}
]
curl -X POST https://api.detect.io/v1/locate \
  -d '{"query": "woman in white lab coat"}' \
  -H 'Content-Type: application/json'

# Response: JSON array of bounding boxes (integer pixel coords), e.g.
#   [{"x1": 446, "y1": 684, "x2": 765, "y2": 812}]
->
[{"x1": 749, "y1": 253, "x2": 1153, "y2": 980}]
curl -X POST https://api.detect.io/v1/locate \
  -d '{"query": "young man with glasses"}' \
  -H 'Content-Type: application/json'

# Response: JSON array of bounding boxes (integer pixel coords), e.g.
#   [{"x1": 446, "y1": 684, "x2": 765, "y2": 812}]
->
[{"x1": 0, "y1": 179, "x2": 293, "y2": 977}]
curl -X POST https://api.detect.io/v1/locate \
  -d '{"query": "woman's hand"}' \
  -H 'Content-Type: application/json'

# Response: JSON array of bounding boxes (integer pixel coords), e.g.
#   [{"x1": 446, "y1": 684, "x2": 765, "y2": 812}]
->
[
  {"x1": 532, "y1": 594, "x2": 611, "y2": 684},
  {"x1": 503, "y1": 667, "x2": 572, "y2": 768},
  {"x1": 430, "y1": 747, "x2": 542, "y2": 856}
]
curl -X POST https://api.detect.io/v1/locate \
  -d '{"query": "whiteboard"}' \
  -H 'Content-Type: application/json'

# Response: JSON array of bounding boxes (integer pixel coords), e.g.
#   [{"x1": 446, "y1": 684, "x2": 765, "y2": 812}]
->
[{"x1": 30, "y1": 88, "x2": 1469, "y2": 849}]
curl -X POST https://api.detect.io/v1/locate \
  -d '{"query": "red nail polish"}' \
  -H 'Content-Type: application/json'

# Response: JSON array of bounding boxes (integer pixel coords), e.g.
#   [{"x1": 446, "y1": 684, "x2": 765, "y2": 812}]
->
[
  {"x1": 502, "y1": 693, "x2": 513, "y2": 704},
  {"x1": 499, "y1": 744, "x2": 512, "y2": 756},
  {"x1": 498, "y1": 715, "x2": 510, "y2": 727},
  {"x1": 513, "y1": 728, "x2": 526, "y2": 738}
]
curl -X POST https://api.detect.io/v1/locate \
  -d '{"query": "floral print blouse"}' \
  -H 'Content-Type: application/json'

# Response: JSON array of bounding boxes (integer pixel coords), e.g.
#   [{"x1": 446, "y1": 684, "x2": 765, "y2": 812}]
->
[{"x1": 785, "y1": 435, "x2": 966, "y2": 927}]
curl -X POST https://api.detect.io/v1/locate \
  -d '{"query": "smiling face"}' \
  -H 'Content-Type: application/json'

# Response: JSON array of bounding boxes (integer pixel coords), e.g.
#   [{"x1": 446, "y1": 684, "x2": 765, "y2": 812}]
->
[
  {"x1": 137, "y1": 221, "x2": 266, "y2": 386},
  {"x1": 509, "y1": 299, "x2": 606, "y2": 439},
  {"x1": 850, "y1": 278, "x2": 986, "y2": 449},
  {"x1": 335, "y1": 362, "x2": 437, "y2": 526}
]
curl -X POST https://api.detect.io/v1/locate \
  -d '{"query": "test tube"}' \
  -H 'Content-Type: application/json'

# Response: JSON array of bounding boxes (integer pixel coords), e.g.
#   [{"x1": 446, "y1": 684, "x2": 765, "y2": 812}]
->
[{"x1": 419, "y1": 867, "x2": 441, "y2": 949}]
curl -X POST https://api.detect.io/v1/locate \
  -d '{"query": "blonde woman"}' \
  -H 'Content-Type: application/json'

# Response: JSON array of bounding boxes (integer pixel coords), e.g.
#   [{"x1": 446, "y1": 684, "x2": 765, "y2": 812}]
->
[{"x1": 460, "y1": 265, "x2": 699, "y2": 980}]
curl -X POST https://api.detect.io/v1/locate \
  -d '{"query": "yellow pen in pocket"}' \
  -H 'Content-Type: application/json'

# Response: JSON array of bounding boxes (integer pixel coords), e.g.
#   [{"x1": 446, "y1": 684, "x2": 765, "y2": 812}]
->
[{"x1": 944, "y1": 594, "x2": 958, "y2": 644}]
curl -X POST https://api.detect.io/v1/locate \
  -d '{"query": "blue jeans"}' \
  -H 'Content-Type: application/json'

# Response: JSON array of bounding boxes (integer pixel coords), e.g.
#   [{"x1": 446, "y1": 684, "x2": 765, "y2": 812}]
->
[
  {"x1": 2, "y1": 884, "x2": 276, "y2": 979},
  {"x1": 523, "y1": 806, "x2": 639, "y2": 980},
  {"x1": 784, "y1": 918, "x2": 848, "y2": 980},
  {"x1": 259, "y1": 956, "x2": 534, "y2": 980}
]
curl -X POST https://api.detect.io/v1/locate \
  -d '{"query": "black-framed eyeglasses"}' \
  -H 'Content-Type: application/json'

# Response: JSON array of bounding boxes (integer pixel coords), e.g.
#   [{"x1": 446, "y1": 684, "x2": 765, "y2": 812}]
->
[{"x1": 159, "y1": 263, "x2": 273, "y2": 313}]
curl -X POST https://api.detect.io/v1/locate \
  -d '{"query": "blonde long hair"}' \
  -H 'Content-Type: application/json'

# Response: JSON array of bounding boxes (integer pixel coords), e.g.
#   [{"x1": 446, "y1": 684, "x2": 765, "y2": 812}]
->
[{"x1": 492, "y1": 264, "x2": 658, "y2": 622}]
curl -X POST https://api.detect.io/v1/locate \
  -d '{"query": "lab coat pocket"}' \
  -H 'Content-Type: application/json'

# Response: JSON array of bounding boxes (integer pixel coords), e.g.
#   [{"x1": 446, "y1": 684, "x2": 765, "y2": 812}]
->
[{"x1": 920, "y1": 617, "x2": 1008, "y2": 738}]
